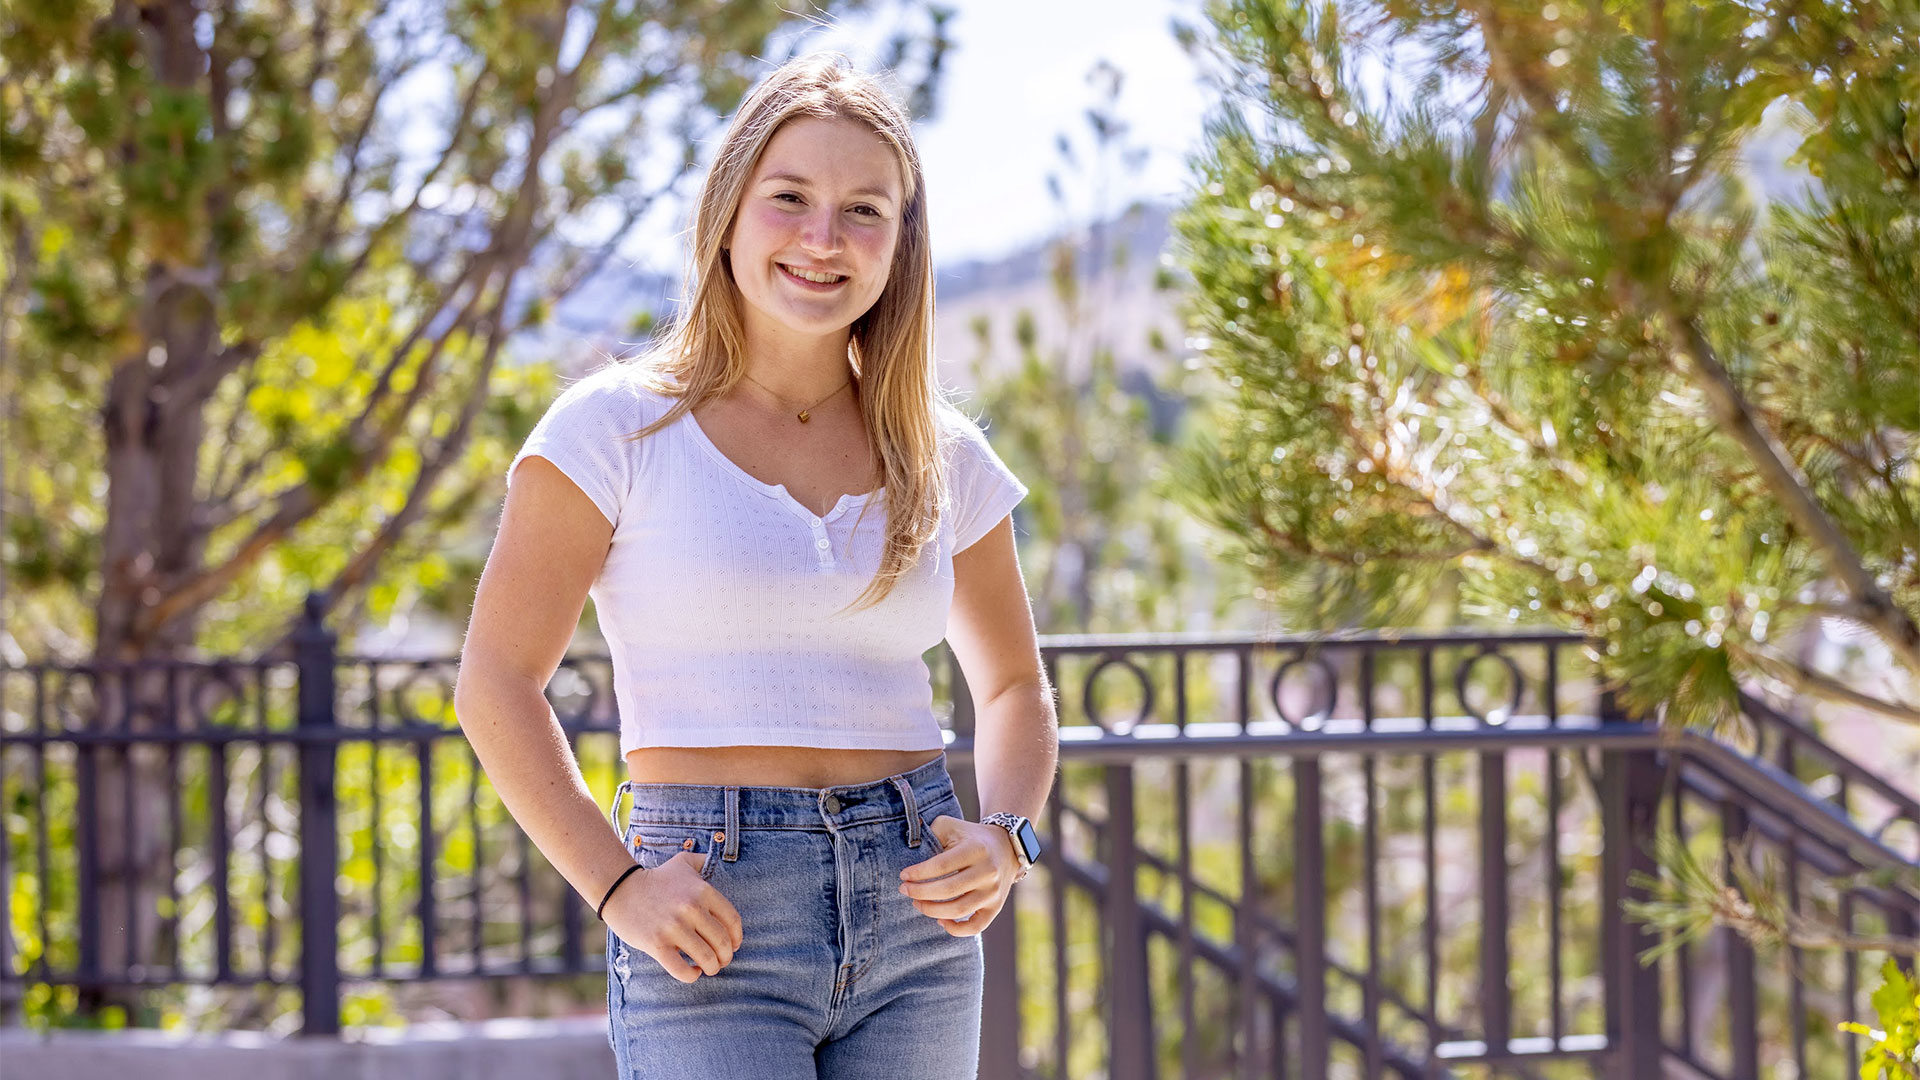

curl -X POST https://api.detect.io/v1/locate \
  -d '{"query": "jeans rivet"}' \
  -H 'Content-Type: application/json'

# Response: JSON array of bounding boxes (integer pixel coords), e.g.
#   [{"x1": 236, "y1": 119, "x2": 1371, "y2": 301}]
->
[{"x1": 713, "y1": 831, "x2": 726, "y2": 843}]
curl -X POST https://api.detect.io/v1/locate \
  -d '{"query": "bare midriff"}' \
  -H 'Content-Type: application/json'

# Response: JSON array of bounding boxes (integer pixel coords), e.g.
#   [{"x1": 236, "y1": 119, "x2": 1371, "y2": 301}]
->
[{"x1": 624, "y1": 745, "x2": 946, "y2": 790}]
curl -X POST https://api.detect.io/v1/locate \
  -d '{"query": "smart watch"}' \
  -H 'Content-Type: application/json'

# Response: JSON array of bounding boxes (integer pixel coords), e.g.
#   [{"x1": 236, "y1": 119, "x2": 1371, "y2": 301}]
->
[{"x1": 980, "y1": 812, "x2": 1043, "y2": 882}]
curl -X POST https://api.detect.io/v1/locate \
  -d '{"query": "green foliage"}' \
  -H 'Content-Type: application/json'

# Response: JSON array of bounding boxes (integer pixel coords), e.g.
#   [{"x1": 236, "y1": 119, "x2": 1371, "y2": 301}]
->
[
  {"x1": 0, "y1": 0, "x2": 954, "y2": 1032},
  {"x1": 1174, "y1": 0, "x2": 1920, "y2": 1062},
  {"x1": 1172, "y1": 0, "x2": 1919, "y2": 732},
  {"x1": 1841, "y1": 960, "x2": 1920, "y2": 1080},
  {"x1": 963, "y1": 58, "x2": 1252, "y2": 635},
  {"x1": 0, "y1": 0, "x2": 944, "y2": 664}
]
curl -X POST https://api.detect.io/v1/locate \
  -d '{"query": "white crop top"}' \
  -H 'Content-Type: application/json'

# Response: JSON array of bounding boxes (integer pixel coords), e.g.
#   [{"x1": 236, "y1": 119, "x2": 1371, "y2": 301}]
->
[{"x1": 503, "y1": 360, "x2": 1030, "y2": 755}]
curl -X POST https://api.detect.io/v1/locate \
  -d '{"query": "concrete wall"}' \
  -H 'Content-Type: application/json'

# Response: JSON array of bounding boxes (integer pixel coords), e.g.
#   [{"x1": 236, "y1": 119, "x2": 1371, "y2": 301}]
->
[{"x1": 0, "y1": 1017, "x2": 615, "y2": 1080}]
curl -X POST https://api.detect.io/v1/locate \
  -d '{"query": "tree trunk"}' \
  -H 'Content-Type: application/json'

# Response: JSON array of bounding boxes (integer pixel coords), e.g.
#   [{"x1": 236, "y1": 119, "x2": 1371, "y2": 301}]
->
[{"x1": 84, "y1": 273, "x2": 216, "y2": 1018}]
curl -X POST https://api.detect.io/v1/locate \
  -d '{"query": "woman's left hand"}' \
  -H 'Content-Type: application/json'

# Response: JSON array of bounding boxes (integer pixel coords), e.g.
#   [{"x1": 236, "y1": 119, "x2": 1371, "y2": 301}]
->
[{"x1": 899, "y1": 815, "x2": 1021, "y2": 936}]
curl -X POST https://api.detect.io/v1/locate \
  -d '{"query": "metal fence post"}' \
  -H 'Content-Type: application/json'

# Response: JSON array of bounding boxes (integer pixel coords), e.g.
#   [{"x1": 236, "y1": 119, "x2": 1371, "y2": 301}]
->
[
  {"x1": 0, "y1": 809, "x2": 15, "y2": 1026},
  {"x1": 1722, "y1": 802, "x2": 1760, "y2": 1079},
  {"x1": 1892, "y1": 905, "x2": 1919, "y2": 982},
  {"x1": 294, "y1": 591, "x2": 341, "y2": 1036},
  {"x1": 1294, "y1": 756, "x2": 1329, "y2": 1079},
  {"x1": 1478, "y1": 749, "x2": 1511, "y2": 1056},
  {"x1": 955, "y1": 648, "x2": 1023, "y2": 1080},
  {"x1": 1105, "y1": 762, "x2": 1155, "y2": 1080},
  {"x1": 1601, "y1": 743, "x2": 1663, "y2": 1079},
  {"x1": 981, "y1": 891, "x2": 1021, "y2": 1080}
]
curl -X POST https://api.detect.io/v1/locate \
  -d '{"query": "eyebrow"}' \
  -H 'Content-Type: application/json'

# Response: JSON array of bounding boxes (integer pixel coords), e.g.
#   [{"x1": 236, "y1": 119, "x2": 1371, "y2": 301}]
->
[{"x1": 759, "y1": 172, "x2": 898, "y2": 202}]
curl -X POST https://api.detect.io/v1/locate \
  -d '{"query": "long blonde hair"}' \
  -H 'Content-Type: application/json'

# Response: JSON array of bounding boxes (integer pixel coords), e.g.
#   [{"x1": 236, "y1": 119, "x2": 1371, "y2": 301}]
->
[{"x1": 619, "y1": 52, "x2": 946, "y2": 613}]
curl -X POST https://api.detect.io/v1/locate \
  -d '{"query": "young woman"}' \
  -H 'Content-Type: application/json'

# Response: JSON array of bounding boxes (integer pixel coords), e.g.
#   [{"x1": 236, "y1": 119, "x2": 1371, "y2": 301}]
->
[{"x1": 453, "y1": 53, "x2": 1058, "y2": 1079}]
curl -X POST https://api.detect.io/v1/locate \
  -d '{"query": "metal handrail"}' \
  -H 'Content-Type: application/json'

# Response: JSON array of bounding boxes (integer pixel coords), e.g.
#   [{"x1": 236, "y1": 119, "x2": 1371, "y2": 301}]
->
[{"x1": 4, "y1": 615, "x2": 1915, "y2": 1080}]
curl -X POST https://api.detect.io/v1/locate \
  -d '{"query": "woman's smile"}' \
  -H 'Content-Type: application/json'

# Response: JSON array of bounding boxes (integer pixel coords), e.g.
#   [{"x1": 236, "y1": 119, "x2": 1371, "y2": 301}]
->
[{"x1": 777, "y1": 263, "x2": 849, "y2": 289}]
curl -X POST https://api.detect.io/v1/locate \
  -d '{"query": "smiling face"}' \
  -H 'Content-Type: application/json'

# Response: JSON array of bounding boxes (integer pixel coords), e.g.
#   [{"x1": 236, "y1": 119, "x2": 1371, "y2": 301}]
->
[{"x1": 726, "y1": 115, "x2": 905, "y2": 351}]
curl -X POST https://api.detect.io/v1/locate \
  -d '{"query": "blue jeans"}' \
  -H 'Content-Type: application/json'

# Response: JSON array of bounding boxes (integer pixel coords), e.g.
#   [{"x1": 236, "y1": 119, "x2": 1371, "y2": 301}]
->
[{"x1": 604, "y1": 753, "x2": 985, "y2": 1079}]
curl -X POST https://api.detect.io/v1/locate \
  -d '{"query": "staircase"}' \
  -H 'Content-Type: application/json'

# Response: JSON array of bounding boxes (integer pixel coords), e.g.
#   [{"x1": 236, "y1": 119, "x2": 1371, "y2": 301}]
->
[{"x1": 945, "y1": 631, "x2": 1920, "y2": 1080}]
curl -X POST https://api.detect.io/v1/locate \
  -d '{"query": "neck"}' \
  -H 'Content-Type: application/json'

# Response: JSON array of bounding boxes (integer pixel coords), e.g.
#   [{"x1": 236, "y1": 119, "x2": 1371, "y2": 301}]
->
[{"x1": 735, "y1": 308, "x2": 856, "y2": 402}]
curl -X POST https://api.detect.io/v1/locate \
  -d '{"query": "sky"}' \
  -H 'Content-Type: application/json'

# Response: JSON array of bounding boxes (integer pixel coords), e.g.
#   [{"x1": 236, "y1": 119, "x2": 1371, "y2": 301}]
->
[{"x1": 616, "y1": 0, "x2": 1215, "y2": 274}]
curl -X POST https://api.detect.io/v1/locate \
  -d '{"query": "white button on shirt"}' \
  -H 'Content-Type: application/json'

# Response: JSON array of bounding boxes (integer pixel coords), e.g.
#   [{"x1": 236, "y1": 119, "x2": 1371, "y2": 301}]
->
[{"x1": 505, "y1": 361, "x2": 1029, "y2": 758}]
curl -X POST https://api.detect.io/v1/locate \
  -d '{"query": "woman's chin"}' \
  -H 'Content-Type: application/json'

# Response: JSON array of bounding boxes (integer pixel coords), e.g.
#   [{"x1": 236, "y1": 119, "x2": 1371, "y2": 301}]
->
[
  {"x1": 768, "y1": 297, "x2": 868, "y2": 335},
  {"x1": 758, "y1": 310, "x2": 857, "y2": 342}
]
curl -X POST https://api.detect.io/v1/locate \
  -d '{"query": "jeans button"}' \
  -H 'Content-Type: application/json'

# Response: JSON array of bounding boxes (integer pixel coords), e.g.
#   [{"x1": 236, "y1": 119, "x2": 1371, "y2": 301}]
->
[{"x1": 824, "y1": 795, "x2": 842, "y2": 814}]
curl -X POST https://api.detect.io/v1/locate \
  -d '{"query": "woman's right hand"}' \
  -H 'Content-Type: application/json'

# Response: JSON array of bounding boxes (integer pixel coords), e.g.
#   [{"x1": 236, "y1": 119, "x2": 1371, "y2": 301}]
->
[{"x1": 604, "y1": 853, "x2": 743, "y2": 982}]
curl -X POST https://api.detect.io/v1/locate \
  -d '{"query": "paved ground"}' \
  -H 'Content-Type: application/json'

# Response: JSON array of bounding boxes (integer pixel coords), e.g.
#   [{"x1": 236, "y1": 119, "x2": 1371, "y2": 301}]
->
[{"x1": 0, "y1": 1017, "x2": 615, "y2": 1080}]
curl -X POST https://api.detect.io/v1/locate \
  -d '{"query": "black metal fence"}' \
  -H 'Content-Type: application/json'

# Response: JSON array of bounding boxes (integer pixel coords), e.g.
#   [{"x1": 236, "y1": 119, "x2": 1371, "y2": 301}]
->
[{"x1": 2, "y1": 599, "x2": 1916, "y2": 1079}]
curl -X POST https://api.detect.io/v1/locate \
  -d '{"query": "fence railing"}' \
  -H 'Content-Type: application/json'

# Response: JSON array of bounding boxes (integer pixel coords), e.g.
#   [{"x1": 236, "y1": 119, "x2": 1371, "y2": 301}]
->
[{"x1": 2, "y1": 599, "x2": 1916, "y2": 1079}]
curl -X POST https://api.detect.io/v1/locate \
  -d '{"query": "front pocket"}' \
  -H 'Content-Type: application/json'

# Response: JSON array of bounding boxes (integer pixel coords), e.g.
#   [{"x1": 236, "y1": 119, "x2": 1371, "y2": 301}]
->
[
  {"x1": 922, "y1": 804, "x2": 960, "y2": 853},
  {"x1": 628, "y1": 824, "x2": 723, "y2": 881},
  {"x1": 921, "y1": 795, "x2": 963, "y2": 852}
]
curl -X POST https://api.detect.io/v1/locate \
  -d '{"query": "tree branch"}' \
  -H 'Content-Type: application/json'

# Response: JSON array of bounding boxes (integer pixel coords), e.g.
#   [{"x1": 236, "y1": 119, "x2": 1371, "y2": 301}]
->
[
  {"x1": 303, "y1": 67, "x2": 397, "y2": 255},
  {"x1": 259, "y1": 273, "x2": 519, "y2": 660},
  {"x1": 140, "y1": 250, "x2": 508, "y2": 640},
  {"x1": 170, "y1": 339, "x2": 258, "y2": 423},
  {"x1": 141, "y1": 6, "x2": 582, "y2": 642},
  {"x1": 319, "y1": 56, "x2": 492, "y2": 303},
  {"x1": 202, "y1": 343, "x2": 265, "y2": 508},
  {"x1": 1740, "y1": 645, "x2": 1920, "y2": 727},
  {"x1": 1666, "y1": 312, "x2": 1920, "y2": 675},
  {"x1": 1465, "y1": 1, "x2": 1597, "y2": 175}
]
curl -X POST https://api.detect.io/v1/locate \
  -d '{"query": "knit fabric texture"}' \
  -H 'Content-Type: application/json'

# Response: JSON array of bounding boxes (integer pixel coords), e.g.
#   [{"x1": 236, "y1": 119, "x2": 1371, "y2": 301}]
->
[{"x1": 504, "y1": 361, "x2": 1029, "y2": 754}]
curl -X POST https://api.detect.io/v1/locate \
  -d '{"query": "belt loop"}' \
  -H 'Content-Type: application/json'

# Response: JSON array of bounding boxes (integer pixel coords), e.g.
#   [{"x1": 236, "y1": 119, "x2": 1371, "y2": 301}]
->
[
  {"x1": 607, "y1": 779, "x2": 634, "y2": 833},
  {"x1": 723, "y1": 787, "x2": 741, "y2": 861},
  {"x1": 891, "y1": 775, "x2": 923, "y2": 848}
]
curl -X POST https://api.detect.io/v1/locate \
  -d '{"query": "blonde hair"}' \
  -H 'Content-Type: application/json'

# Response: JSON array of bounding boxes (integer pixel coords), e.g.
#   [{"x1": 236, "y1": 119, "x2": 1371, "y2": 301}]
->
[{"x1": 620, "y1": 52, "x2": 946, "y2": 613}]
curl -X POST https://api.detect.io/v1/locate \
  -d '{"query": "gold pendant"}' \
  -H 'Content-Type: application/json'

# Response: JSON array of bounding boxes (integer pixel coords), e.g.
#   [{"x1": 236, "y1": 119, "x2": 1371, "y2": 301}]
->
[{"x1": 798, "y1": 411, "x2": 810, "y2": 423}]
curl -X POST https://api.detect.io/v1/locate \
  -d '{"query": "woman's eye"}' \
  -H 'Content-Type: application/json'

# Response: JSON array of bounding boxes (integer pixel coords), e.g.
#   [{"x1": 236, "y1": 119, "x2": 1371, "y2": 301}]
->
[{"x1": 771, "y1": 192, "x2": 880, "y2": 217}]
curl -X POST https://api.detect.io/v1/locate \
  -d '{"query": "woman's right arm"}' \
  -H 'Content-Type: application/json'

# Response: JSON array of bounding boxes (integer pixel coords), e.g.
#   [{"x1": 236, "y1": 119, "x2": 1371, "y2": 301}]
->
[{"x1": 453, "y1": 454, "x2": 739, "y2": 982}]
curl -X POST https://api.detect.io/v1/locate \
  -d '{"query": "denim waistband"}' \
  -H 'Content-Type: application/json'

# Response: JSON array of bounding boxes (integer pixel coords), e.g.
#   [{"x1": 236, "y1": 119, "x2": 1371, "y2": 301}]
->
[{"x1": 606, "y1": 752, "x2": 955, "y2": 834}]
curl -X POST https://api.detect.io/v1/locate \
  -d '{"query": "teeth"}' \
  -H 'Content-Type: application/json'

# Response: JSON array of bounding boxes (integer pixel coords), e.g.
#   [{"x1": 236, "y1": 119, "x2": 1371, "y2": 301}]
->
[{"x1": 782, "y1": 264, "x2": 845, "y2": 284}]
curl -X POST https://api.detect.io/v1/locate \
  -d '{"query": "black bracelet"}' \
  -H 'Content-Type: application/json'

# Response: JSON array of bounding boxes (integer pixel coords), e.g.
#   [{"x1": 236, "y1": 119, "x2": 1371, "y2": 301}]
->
[{"x1": 596, "y1": 863, "x2": 643, "y2": 920}]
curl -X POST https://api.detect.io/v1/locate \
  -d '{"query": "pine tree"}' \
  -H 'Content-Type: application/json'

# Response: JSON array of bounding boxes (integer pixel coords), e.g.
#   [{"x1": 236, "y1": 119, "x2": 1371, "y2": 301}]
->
[{"x1": 1171, "y1": 0, "x2": 1919, "y2": 1043}]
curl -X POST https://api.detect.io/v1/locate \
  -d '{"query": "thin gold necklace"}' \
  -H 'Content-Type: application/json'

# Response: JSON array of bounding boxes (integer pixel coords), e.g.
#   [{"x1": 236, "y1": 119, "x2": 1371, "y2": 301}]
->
[{"x1": 741, "y1": 370, "x2": 852, "y2": 423}]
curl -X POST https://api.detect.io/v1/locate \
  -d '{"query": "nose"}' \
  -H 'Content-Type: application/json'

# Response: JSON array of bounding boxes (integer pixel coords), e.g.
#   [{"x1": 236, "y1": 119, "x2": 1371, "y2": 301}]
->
[{"x1": 798, "y1": 207, "x2": 842, "y2": 256}]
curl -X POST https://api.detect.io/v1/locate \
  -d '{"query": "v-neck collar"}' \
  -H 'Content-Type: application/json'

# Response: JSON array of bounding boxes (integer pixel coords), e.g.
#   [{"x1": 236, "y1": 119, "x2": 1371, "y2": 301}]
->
[{"x1": 682, "y1": 409, "x2": 881, "y2": 523}]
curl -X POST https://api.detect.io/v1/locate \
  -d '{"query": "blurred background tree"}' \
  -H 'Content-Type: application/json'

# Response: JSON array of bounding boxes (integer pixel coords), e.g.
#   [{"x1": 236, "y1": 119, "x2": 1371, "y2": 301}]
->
[
  {"x1": 1, "y1": 0, "x2": 952, "y2": 662},
  {"x1": 961, "y1": 58, "x2": 1223, "y2": 636},
  {"x1": 1170, "y1": 0, "x2": 1918, "y2": 1025},
  {"x1": 0, "y1": 0, "x2": 950, "y2": 1023}
]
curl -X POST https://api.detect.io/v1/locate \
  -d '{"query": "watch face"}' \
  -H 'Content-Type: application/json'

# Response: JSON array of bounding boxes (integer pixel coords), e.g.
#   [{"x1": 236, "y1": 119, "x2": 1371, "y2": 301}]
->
[{"x1": 1015, "y1": 819, "x2": 1042, "y2": 863}]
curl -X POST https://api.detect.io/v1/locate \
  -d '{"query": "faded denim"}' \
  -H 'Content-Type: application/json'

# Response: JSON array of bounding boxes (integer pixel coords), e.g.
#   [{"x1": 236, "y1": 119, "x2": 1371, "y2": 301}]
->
[{"x1": 604, "y1": 753, "x2": 985, "y2": 1079}]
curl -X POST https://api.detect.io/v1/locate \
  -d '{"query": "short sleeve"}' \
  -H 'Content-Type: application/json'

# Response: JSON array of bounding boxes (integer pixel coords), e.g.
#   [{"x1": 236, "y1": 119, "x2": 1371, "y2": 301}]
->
[
  {"x1": 505, "y1": 368, "x2": 639, "y2": 529},
  {"x1": 943, "y1": 408, "x2": 1030, "y2": 553}
]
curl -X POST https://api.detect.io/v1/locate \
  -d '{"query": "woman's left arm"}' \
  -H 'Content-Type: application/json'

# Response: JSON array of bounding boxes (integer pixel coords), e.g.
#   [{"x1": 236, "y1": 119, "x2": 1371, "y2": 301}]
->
[{"x1": 900, "y1": 512, "x2": 1059, "y2": 935}]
